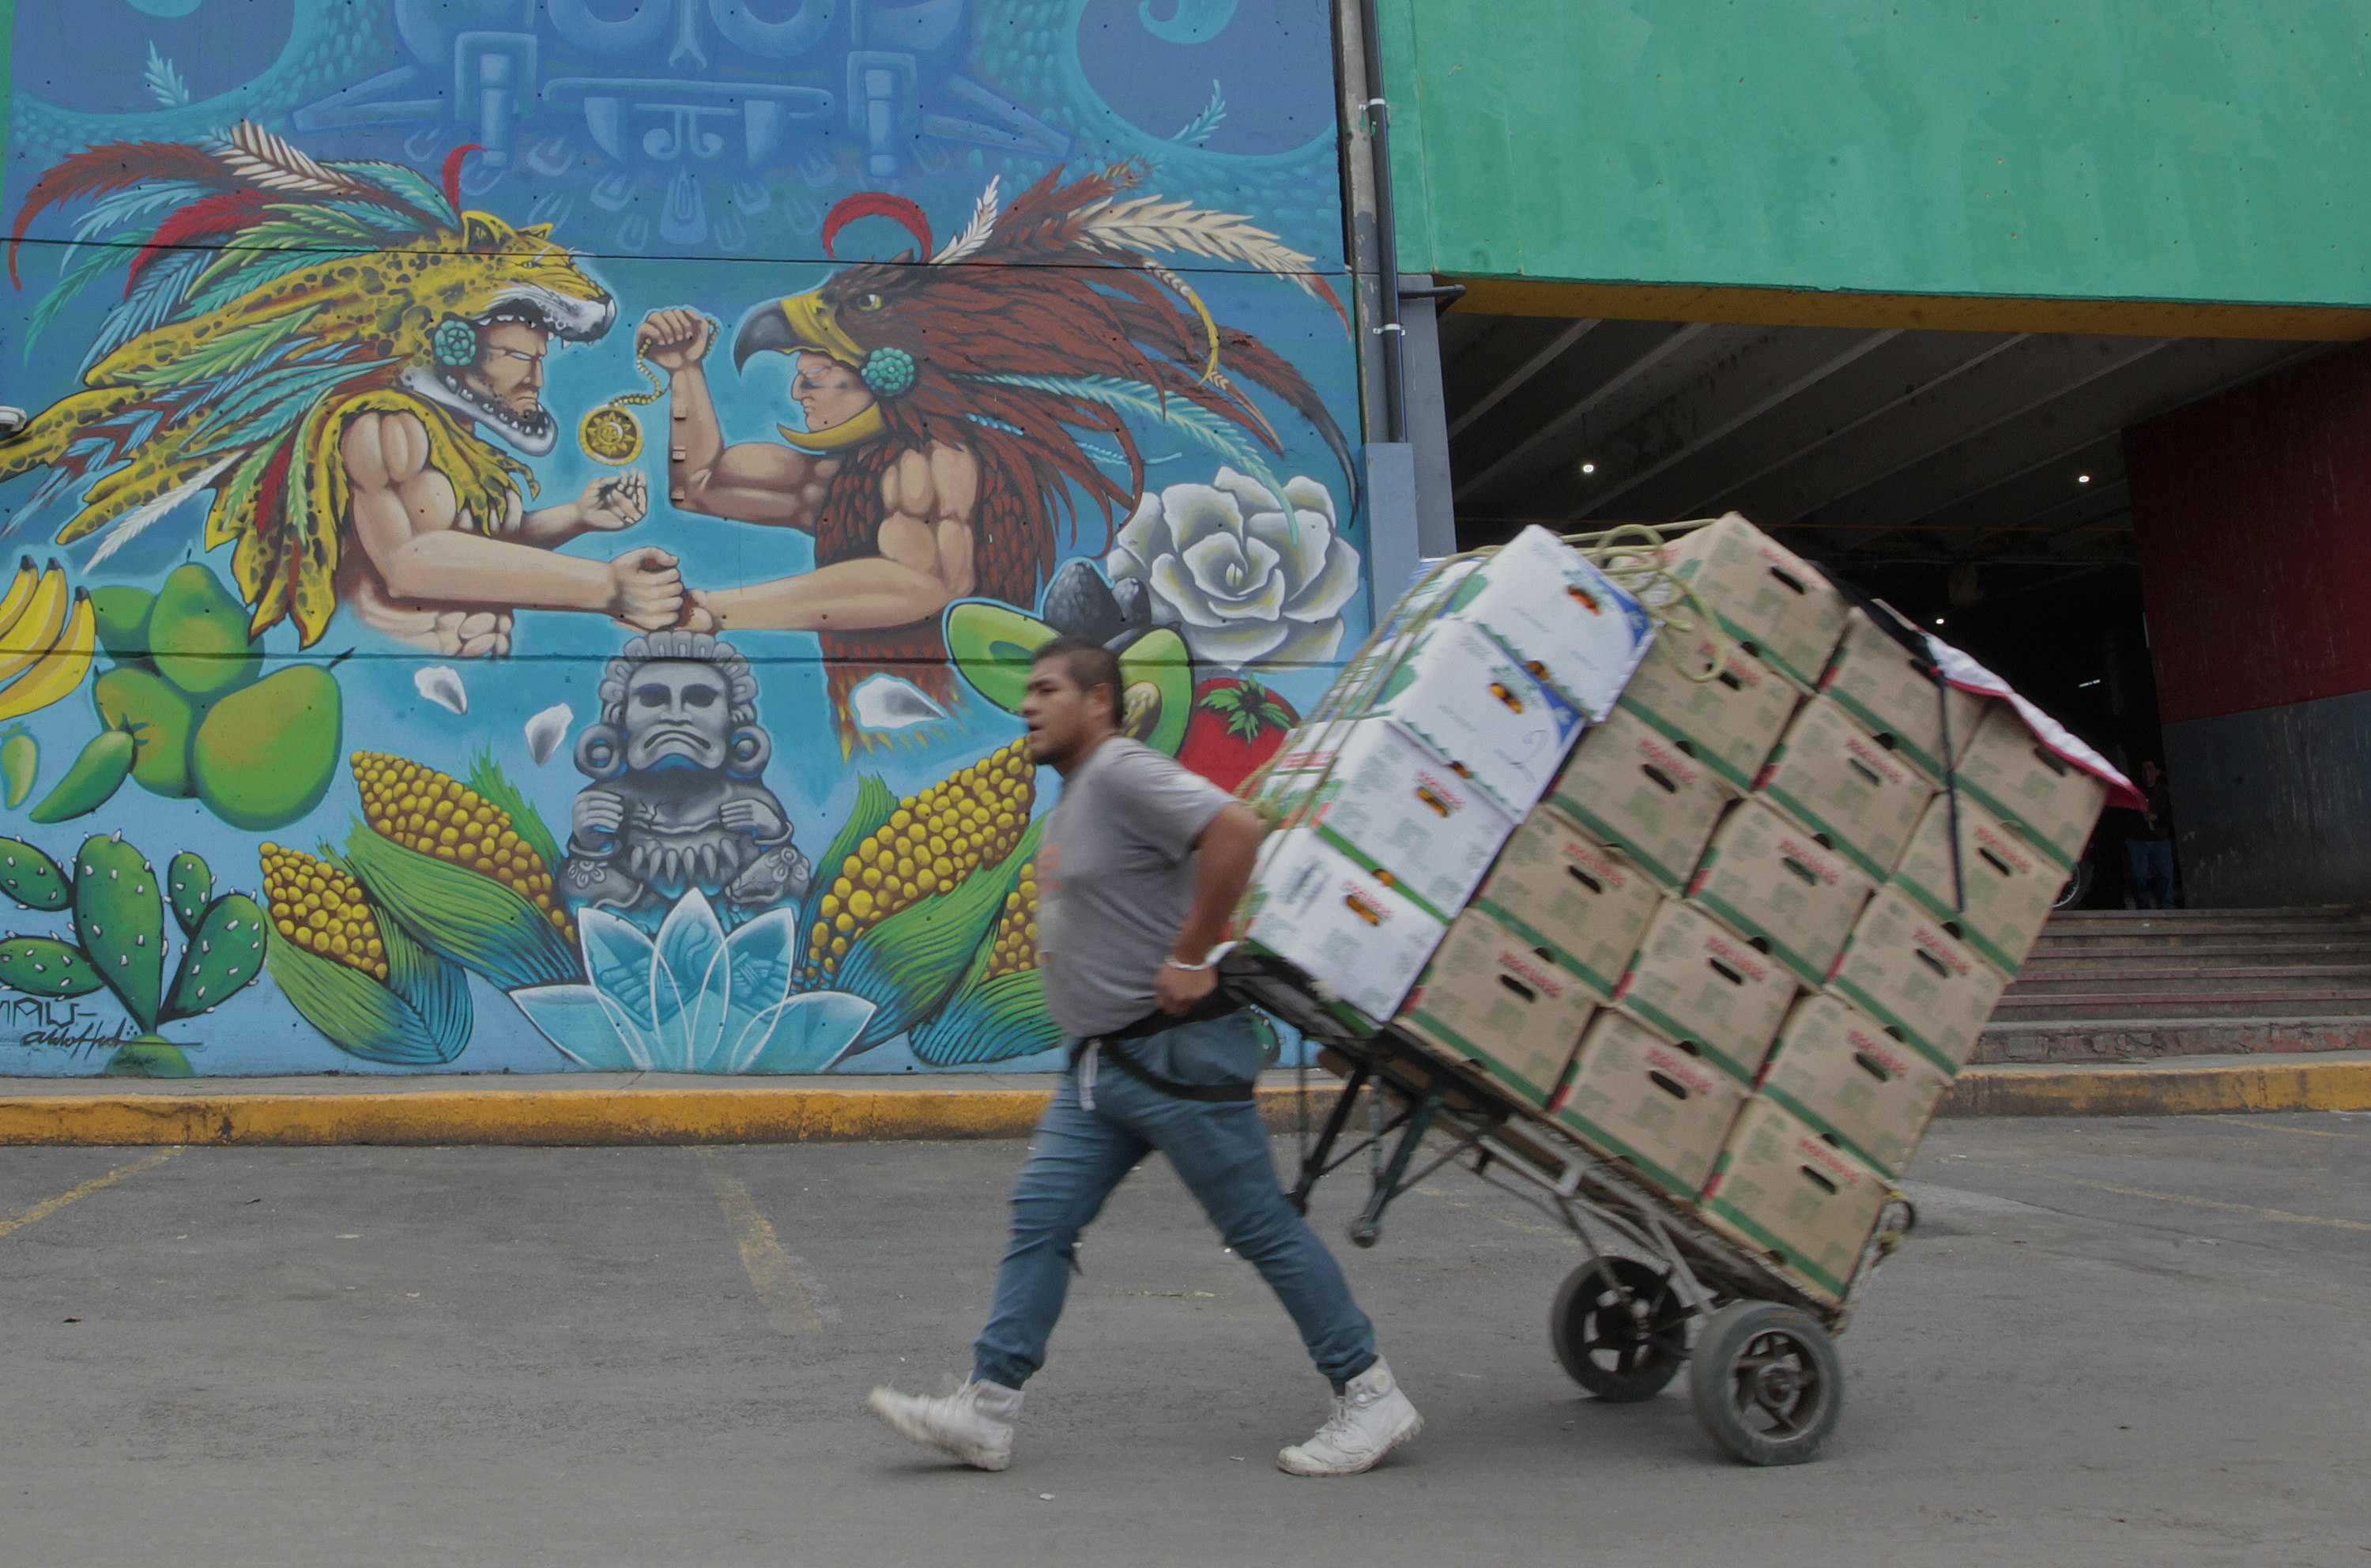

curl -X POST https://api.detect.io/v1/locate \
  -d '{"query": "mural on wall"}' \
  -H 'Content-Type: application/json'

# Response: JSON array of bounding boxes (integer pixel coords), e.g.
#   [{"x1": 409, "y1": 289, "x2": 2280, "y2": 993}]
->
[{"x1": 0, "y1": 0, "x2": 1356, "y2": 1077}]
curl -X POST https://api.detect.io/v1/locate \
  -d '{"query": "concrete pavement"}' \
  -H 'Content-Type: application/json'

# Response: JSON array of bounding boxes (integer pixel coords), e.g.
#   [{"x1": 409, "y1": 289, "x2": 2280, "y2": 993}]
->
[{"x1": 3, "y1": 1113, "x2": 2368, "y2": 1566}]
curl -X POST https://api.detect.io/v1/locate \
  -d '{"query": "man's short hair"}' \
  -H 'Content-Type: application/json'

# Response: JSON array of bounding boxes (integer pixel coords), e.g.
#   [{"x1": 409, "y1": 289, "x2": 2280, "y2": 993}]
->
[{"x1": 1033, "y1": 636, "x2": 1122, "y2": 726}]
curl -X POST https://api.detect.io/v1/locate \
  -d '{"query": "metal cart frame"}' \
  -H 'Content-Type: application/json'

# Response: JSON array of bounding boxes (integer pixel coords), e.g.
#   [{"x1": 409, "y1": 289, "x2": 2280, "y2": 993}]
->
[{"x1": 1225, "y1": 949, "x2": 1916, "y2": 1467}]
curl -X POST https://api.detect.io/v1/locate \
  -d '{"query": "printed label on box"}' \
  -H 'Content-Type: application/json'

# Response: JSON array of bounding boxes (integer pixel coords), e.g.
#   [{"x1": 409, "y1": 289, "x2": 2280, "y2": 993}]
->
[
  {"x1": 1891, "y1": 791, "x2": 2060, "y2": 975},
  {"x1": 1951, "y1": 700, "x2": 2114, "y2": 871},
  {"x1": 1753, "y1": 695, "x2": 1937, "y2": 880},
  {"x1": 1553, "y1": 1007, "x2": 1747, "y2": 1201},
  {"x1": 1472, "y1": 806, "x2": 1661, "y2": 995},
  {"x1": 1250, "y1": 718, "x2": 1517, "y2": 920},
  {"x1": 1427, "y1": 525, "x2": 1656, "y2": 720},
  {"x1": 1658, "y1": 514, "x2": 1849, "y2": 690},
  {"x1": 1617, "y1": 628, "x2": 1803, "y2": 791},
  {"x1": 1756, "y1": 991, "x2": 1952, "y2": 1178},
  {"x1": 1818, "y1": 608, "x2": 1984, "y2": 782},
  {"x1": 1346, "y1": 619, "x2": 1585, "y2": 819},
  {"x1": 1546, "y1": 705, "x2": 1736, "y2": 889},
  {"x1": 1827, "y1": 884, "x2": 2008, "y2": 1072},
  {"x1": 1687, "y1": 797, "x2": 1875, "y2": 985},
  {"x1": 1611, "y1": 896, "x2": 1797, "y2": 1084},
  {"x1": 1699, "y1": 1095, "x2": 1891, "y2": 1304},
  {"x1": 1236, "y1": 827, "x2": 1449, "y2": 1027},
  {"x1": 1397, "y1": 908, "x2": 1597, "y2": 1109}
]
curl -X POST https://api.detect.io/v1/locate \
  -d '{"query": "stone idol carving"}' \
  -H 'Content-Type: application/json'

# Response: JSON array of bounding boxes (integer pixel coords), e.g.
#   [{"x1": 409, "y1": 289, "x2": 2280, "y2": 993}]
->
[{"x1": 563, "y1": 630, "x2": 812, "y2": 914}]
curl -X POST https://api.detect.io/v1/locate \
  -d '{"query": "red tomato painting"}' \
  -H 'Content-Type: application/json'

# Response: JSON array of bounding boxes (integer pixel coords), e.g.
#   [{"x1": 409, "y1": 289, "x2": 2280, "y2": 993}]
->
[{"x1": 1177, "y1": 676, "x2": 1300, "y2": 792}]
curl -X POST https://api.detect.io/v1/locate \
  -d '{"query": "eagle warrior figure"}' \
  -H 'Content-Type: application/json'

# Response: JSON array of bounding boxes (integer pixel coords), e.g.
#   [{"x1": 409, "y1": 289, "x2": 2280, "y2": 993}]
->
[
  {"x1": 0, "y1": 123, "x2": 684, "y2": 654},
  {"x1": 637, "y1": 165, "x2": 1356, "y2": 742}
]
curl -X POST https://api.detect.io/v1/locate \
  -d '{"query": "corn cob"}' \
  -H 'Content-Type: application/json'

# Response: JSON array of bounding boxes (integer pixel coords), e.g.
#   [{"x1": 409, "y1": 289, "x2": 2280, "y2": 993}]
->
[
  {"x1": 349, "y1": 752, "x2": 571, "y2": 942},
  {"x1": 805, "y1": 738, "x2": 1035, "y2": 981},
  {"x1": 261, "y1": 842, "x2": 389, "y2": 982},
  {"x1": 983, "y1": 861, "x2": 1039, "y2": 979}
]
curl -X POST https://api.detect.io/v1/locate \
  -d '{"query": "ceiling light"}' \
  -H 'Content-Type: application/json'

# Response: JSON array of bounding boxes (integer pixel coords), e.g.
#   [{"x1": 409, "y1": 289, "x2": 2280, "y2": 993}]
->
[
  {"x1": 2076, "y1": 473, "x2": 2092, "y2": 484},
  {"x1": 1934, "y1": 617, "x2": 1946, "y2": 626},
  {"x1": 2078, "y1": 678, "x2": 2103, "y2": 689},
  {"x1": 1578, "y1": 462, "x2": 1596, "y2": 475}
]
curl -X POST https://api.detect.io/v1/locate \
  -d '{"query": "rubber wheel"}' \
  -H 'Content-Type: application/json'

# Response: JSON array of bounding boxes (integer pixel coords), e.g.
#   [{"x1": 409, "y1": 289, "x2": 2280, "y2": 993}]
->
[
  {"x1": 1549, "y1": 1257, "x2": 1690, "y2": 1402},
  {"x1": 1687, "y1": 1301, "x2": 1843, "y2": 1465}
]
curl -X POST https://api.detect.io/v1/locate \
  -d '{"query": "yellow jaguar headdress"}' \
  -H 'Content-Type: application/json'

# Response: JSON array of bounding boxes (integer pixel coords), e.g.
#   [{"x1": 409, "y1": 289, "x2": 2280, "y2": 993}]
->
[{"x1": 1, "y1": 123, "x2": 616, "y2": 643}]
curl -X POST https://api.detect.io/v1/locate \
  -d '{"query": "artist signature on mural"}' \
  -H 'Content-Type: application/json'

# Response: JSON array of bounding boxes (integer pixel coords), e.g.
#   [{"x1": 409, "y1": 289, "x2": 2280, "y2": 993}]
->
[{"x1": 6, "y1": 1000, "x2": 146, "y2": 1058}]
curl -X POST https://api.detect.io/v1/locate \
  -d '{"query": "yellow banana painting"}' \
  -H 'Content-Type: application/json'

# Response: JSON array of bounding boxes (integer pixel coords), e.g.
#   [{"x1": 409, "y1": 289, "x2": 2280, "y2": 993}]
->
[{"x1": 0, "y1": 562, "x2": 96, "y2": 723}]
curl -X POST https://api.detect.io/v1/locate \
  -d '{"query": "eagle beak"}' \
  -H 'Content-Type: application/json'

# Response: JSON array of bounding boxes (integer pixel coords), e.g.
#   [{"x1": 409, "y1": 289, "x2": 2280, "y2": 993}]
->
[{"x1": 733, "y1": 290, "x2": 868, "y2": 374}]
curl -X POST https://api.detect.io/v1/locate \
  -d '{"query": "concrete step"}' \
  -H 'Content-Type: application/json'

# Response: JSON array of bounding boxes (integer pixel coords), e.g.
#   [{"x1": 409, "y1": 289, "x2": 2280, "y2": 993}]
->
[
  {"x1": 2045, "y1": 906, "x2": 2363, "y2": 922},
  {"x1": 2007, "y1": 965, "x2": 2371, "y2": 997},
  {"x1": 1988, "y1": 989, "x2": 2371, "y2": 1021},
  {"x1": 2022, "y1": 942, "x2": 2371, "y2": 970},
  {"x1": 1970, "y1": 1019, "x2": 2371, "y2": 1065},
  {"x1": 2034, "y1": 919, "x2": 2371, "y2": 948}
]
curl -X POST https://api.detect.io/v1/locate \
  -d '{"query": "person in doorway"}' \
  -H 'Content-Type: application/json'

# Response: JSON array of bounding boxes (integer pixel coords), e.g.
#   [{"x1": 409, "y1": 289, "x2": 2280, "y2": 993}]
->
[
  {"x1": 2123, "y1": 759, "x2": 2178, "y2": 909},
  {"x1": 865, "y1": 638, "x2": 1422, "y2": 1478}
]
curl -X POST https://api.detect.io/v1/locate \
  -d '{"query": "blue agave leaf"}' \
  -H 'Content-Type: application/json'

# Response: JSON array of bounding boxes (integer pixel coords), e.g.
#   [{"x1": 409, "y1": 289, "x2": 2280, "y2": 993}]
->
[
  {"x1": 578, "y1": 908, "x2": 658, "y2": 1037},
  {"x1": 718, "y1": 907, "x2": 805, "y2": 1072},
  {"x1": 512, "y1": 985, "x2": 633, "y2": 1069},
  {"x1": 738, "y1": 992, "x2": 876, "y2": 1075},
  {"x1": 652, "y1": 892, "x2": 730, "y2": 1068}
]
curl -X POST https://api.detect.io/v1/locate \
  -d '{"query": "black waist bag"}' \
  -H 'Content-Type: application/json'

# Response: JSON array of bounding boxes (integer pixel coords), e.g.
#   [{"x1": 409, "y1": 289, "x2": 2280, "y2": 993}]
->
[{"x1": 1071, "y1": 995, "x2": 1253, "y2": 1102}]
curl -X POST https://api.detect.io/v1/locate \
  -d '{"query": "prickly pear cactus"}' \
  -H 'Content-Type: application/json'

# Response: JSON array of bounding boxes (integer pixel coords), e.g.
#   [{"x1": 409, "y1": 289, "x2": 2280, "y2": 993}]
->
[
  {"x1": 0, "y1": 936, "x2": 106, "y2": 997},
  {"x1": 164, "y1": 894, "x2": 270, "y2": 1022},
  {"x1": 0, "y1": 837, "x2": 73, "y2": 912},
  {"x1": 167, "y1": 852, "x2": 213, "y2": 937},
  {"x1": 71, "y1": 834, "x2": 164, "y2": 1032}
]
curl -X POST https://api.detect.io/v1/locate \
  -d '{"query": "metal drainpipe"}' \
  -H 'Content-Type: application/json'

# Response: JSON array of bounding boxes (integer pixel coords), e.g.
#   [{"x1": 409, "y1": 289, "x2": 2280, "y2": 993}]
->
[{"x1": 1355, "y1": 0, "x2": 1408, "y2": 445}]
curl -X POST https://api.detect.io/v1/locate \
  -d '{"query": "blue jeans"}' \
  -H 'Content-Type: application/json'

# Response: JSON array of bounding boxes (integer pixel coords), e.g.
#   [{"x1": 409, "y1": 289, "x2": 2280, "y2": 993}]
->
[
  {"x1": 971, "y1": 1013, "x2": 1378, "y2": 1393},
  {"x1": 2126, "y1": 839, "x2": 2176, "y2": 908}
]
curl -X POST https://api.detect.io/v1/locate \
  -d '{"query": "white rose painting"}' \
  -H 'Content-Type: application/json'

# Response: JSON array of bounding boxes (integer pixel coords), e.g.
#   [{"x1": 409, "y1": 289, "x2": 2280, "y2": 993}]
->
[{"x1": 1106, "y1": 468, "x2": 1362, "y2": 665}]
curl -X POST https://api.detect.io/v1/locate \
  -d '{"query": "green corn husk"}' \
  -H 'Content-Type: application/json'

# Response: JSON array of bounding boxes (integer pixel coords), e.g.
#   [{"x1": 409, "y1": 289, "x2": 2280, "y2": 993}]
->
[
  {"x1": 797, "y1": 775, "x2": 898, "y2": 935},
  {"x1": 907, "y1": 829, "x2": 1061, "y2": 1066},
  {"x1": 467, "y1": 751, "x2": 565, "y2": 876},
  {"x1": 342, "y1": 821, "x2": 580, "y2": 990},
  {"x1": 266, "y1": 886, "x2": 473, "y2": 1067},
  {"x1": 831, "y1": 816, "x2": 1041, "y2": 1050}
]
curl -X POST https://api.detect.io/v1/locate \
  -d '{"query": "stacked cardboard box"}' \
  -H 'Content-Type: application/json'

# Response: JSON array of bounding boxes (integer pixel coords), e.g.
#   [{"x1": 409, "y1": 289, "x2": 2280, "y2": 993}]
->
[
  {"x1": 1240, "y1": 512, "x2": 2122, "y2": 1307},
  {"x1": 1234, "y1": 526, "x2": 1654, "y2": 1028}
]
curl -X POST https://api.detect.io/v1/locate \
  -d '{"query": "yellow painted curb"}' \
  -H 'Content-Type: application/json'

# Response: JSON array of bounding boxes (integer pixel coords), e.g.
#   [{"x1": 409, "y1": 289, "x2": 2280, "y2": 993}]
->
[
  {"x1": 0, "y1": 1084, "x2": 1336, "y2": 1148},
  {"x1": 1939, "y1": 1057, "x2": 2371, "y2": 1118}
]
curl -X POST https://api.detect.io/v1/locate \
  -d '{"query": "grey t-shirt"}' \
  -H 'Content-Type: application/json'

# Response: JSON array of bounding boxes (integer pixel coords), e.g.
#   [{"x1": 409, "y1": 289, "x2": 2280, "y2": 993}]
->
[{"x1": 1037, "y1": 737, "x2": 1234, "y2": 1037}]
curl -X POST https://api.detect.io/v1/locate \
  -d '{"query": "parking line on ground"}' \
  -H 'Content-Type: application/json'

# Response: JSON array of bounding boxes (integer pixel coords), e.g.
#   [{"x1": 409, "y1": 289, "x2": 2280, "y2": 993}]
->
[
  {"x1": 0, "y1": 1148, "x2": 183, "y2": 1242},
  {"x1": 690, "y1": 1149, "x2": 837, "y2": 1331},
  {"x1": 2201, "y1": 1114, "x2": 2370, "y2": 1141}
]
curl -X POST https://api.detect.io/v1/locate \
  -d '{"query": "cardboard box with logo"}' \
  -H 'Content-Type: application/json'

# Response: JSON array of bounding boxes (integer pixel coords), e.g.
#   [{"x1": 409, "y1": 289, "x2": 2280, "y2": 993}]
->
[
  {"x1": 1617, "y1": 627, "x2": 1804, "y2": 791},
  {"x1": 1471, "y1": 806, "x2": 1661, "y2": 995},
  {"x1": 1402, "y1": 524, "x2": 1657, "y2": 720},
  {"x1": 1612, "y1": 896, "x2": 1799, "y2": 1084},
  {"x1": 1344, "y1": 618, "x2": 1585, "y2": 819},
  {"x1": 1553, "y1": 1007, "x2": 1748, "y2": 1202},
  {"x1": 1755, "y1": 991, "x2": 1953, "y2": 1178},
  {"x1": 1699, "y1": 1095, "x2": 1893, "y2": 1306},
  {"x1": 1687, "y1": 797, "x2": 1875, "y2": 986},
  {"x1": 1827, "y1": 884, "x2": 2010, "y2": 1073},
  {"x1": 1754, "y1": 695, "x2": 1937, "y2": 880},
  {"x1": 1249, "y1": 718, "x2": 1517, "y2": 921},
  {"x1": 1658, "y1": 513, "x2": 1851, "y2": 691},
  {"x1": 1818, "y1": 609, "x2": 1984, "y2": 783},
  {"x1": 1235, "y1": 827, "x2": 1449, "y2": 1027},
  {"x1": 1396, "y1": 908, "x2": 1598, "y2": 1110},
  {"x1": 1891, "y1": 790, "x2": 2064, "y2": 974},
  {"x1": 1545, "y1": 704, "x2": 1738, "y2": 889},
  {"x1": 1950, "y1": 701, "x2": 2114, "y2": 871}
]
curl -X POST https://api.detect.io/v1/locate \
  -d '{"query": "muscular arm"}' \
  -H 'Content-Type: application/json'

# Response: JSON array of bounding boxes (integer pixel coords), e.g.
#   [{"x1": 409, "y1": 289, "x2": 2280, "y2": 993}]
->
[
  {"x1": 1154, "y1": 802, "x2": 1266, "y2": 1015},
  {"x1": 699, "y1": 443, "x2": 979, "y2": 634},
  {"x1": 341, "y1": 413, "x2": 672, "y2": 619},
  {"x1": 666, "y1": 363, "x2": 828, "y2": 526}
]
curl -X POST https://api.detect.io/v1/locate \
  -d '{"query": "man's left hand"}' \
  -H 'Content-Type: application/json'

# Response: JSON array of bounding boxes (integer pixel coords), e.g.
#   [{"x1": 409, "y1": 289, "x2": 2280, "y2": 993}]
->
[
  {"x1": 579, "y1": 470, "x2": 650, "y2": 532},
  {"x1": 1153, "y1": 959, "x2": 1217, "y2": 1016}
]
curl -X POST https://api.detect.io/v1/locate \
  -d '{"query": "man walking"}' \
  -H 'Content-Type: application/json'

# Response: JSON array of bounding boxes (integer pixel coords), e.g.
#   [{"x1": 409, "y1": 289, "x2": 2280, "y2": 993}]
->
[
  {"x1": 2122, "y1": 758, "x2": 2178, "y2": 909},
  {"x1": 867, "y1": 638, "x2": 1422, "y2": 1477}
]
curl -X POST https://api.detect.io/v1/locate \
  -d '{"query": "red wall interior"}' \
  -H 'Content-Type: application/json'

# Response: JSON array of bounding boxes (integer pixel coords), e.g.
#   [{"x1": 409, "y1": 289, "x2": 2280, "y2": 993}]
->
[{"x1": 2126, "y1": 338, "x2": 2371, "y2": 726}]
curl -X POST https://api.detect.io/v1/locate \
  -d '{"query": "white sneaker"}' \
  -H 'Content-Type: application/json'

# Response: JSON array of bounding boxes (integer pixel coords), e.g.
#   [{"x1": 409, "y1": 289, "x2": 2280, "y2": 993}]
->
[
  {"x1": 866, "y1": 1378, "x2": 1024, "y2": 1471},
  {"x1": 1277, "y1": 1356, "x2": 1423, "y2": 1476}
]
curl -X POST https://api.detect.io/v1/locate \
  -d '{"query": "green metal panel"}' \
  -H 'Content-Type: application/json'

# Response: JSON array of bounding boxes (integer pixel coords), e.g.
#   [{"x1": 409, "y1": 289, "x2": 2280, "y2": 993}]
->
[{"x1": 1380, "y1": 0, "x2": 2371, "y2": 310}]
